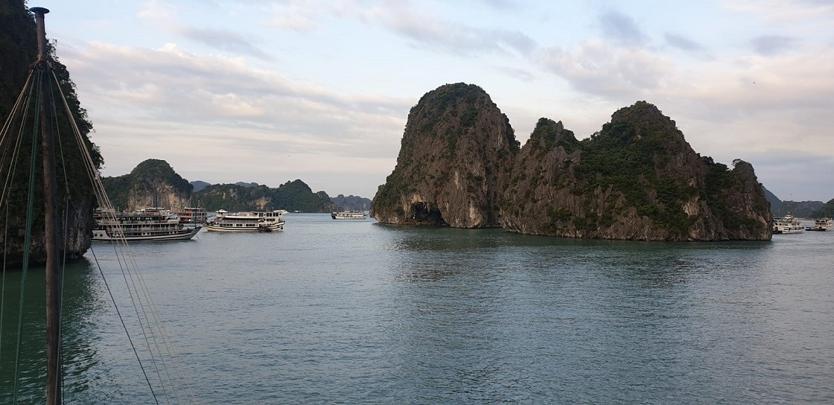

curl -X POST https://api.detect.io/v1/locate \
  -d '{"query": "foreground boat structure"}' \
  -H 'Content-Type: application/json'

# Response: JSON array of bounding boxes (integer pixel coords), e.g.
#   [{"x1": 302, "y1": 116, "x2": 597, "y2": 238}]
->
[{"x1": 93, "y1": 207, "x2": 200, "y2": 241}]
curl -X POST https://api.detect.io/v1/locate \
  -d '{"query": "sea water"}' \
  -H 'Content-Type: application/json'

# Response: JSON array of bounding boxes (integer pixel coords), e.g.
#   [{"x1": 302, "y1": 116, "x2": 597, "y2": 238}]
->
[{"x1": 1, "y1": 214, "x2": 832, "y2": 403}]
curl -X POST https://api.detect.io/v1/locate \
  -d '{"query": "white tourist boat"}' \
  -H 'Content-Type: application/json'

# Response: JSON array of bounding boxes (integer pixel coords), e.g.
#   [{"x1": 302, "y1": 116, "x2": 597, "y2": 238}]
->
[
  {"x1": 773, "y1": 215, "x2": 805, "y2": 234},
  {"x1": 808, "y1": 218, "x2": 832, "y2": 231},
  {"x1": 93, "y1": 207, "x2": 201, "y2": 241},
  {"x1": 331, "y1": 210, "x2": 367, "y2": 220},
  {"x1": 205, "y1": 209, "x2": 286, "y2": 232}
]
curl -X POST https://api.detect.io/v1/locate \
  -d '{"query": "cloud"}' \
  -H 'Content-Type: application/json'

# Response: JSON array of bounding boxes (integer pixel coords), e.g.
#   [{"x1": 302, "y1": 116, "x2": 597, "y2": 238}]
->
[
  {"x1": 57, "y1": 42, "x2": 411, "y2": 194},
  {"x1": 598, "y1": 10, "x2": 647, "y2": 46},
  {"x1": 750, "y1": 35, "x2": 797, "y2": 55},
  {"x1": 723, "y1": 0, "x2": 834, "y2": 21},
  {"x1": 138, "y1": 0, "x2": 273, "y2": 60},
  {"x1": 747, "y1": 151, "x2": 834, "y2": 201},
  {"x1": 538, "y1": 41, "x2": 671, "y2": 99},
  {"x1": 178, "y1": 27, "x2": 273, "y2": 61},
  {"x1": 494, "y1": 66, "x2": 535, "y2": 81},
  {"x1": 664, "y1": 33, "x2": 705, "y2": 52},
  {"x1": 360, "y1": 2, "x2": 536, "y2": 55}
]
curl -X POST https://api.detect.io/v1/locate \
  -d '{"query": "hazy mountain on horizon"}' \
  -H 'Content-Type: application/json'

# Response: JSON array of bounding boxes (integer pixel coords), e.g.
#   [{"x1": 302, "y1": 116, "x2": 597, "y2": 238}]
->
[{"x1": 763, "y1": 186, "x2": 830, "y2": 218}]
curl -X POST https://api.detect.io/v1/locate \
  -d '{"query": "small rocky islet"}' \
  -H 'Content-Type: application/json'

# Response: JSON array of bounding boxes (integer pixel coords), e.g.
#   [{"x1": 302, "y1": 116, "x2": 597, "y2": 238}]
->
[{"x1": 371, "y1": 83, "x2": 772, "y2": 241}]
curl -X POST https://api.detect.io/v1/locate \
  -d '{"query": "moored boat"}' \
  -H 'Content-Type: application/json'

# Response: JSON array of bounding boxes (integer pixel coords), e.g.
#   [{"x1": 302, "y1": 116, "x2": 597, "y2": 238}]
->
[
  {"x1": 93, "y1": 207, "x2": 201, "y2": 241},
  {"x1": 773, "y1": 215, "x2": 805, "y2": 234},
  {"x1": 205, "y1": 209, "x2": 285, "y2": 232},
  {"x1": 808, "y1": 218, "x2": 832, "y2": 231},
  {"x1": 331, "y1": 210, "x2": 367, "y2": 220},
  {"x1": 176, "y1": 207, "x2": 208, "y2": 225}
]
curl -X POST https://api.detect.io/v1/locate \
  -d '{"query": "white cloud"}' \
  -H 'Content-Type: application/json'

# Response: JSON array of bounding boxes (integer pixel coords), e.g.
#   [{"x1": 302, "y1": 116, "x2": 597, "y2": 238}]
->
[
  {"x1": 58, "y1": 41, "x2": 410, "y2": 195},
  {"x1": 723, "y1": 0, "x2": 834, "y2": 21},
  {"x1": 358, "y1": 1, "x2": 536, "y2": 55},
  {"x1": 538, "y1": 40, "x2": 672, "y2": 100}
]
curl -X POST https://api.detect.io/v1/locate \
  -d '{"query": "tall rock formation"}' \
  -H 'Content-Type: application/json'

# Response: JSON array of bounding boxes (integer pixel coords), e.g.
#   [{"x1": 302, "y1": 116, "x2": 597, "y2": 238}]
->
[
  {"x1": 372, "y1": 83, "x2": 518, "y2": 227},
  {"x1": 102, "y1": 159, "x2": 192, "y2": 210},
  {"x1": 372, "y1": 85, "x2": 772, "y2": 241},
  {"x1": 1, "y1": 1, "x2": 102, "y2": 264}
]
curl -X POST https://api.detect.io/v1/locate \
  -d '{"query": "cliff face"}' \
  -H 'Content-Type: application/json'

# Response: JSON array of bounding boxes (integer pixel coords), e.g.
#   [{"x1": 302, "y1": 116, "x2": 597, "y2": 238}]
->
[
  {"x1": 103, "y1": 159, "x2": 192, "y2": 211},
  {"x1": 1, "y1": 1, "x2": 102, "y2": 264},
  {"x1": 373, "y1": 85, "x2": 772, "y2": 241},
  {"x1": 372, "y1": 83, "x2": 518, "y2": 227}
]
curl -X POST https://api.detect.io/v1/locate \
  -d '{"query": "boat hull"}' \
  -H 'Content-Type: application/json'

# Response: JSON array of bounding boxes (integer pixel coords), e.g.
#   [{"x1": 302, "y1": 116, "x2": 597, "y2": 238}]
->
[
  {"x1": 92, "y1": 226, "x2": 201, "y2": 242},
  {"x1": 205, "y1": 222, "x2": 284, "y2": 232}
]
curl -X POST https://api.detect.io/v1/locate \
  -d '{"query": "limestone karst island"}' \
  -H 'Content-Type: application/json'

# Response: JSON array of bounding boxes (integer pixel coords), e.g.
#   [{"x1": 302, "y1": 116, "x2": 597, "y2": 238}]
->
[
  {"x1": 1, "y1": 1, "x2": 833, "y2": 404},
  {"x1": 372, "y1": 83, "x2": 771, "y2": 241}
]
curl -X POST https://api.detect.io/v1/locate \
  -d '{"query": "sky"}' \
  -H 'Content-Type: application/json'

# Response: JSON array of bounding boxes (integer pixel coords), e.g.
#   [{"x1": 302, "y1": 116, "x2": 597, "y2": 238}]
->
[{"x1": 33, "y1": 0, "x2": 834, "y2": 200}]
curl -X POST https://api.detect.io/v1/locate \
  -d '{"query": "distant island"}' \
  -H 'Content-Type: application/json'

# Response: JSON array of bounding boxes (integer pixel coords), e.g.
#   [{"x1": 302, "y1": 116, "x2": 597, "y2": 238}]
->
[
  {"x1": 331, "y1": 194, "x2": 372, "y2": 211},
  {"x1": 101, "y1": 159, "x2": 367, "y2": 213},
  {"x1": 372, "y1": 83, "x2": 774, "y2": 241},
  {"x1": 763, "y1": 188, "x2": 833, "y2": 218}
]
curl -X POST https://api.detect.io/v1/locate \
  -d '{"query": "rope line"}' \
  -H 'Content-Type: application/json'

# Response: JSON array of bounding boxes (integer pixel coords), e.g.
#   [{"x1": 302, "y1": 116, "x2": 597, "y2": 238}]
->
[
  {"x1": 51, "y1": 71, "x2": 193, "y2": 403},
  {"x1": 0, "y1": 203, "x2": 8, "y2": 364},
  {"x1": 89, "y1": 246, "x2": 159, "y2": 404},
  {"x1": 0, "y1": 71, "x2": 35, "y2": 369},
  {"x1": 12, "y1": 69, "x2": 43, "y2": 404},
  {"x1": 49, "y1": 75, "x2": 70, "y2": 404}
]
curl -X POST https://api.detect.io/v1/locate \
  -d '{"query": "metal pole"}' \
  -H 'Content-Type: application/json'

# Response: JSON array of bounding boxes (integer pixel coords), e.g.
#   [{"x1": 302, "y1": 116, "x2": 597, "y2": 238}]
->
[{"x1": 31, "y1": 7, "x2": 63, "y2": 405}]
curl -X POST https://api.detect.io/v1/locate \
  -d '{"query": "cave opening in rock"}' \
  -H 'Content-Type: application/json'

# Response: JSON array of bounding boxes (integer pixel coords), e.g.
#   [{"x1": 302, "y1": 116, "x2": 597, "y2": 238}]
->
[{"x1": 412, "y1": 202, "x2": 447, "y2": 226}]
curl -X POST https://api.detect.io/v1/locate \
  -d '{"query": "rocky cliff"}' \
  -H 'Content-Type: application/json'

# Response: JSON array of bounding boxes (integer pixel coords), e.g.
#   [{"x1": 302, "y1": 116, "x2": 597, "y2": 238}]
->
[
  {"x1": 102, "y1": 159, "x2": 192, "y2": 211},
  {"x1": 0, "y1": 1, "x2": 102, "y2": 264},
  {"x1": 372, "y1": 83, "x2": 518, "y2": 227},
  {"x1": 372, "y1": 84, "x2": 772, "y2": 241}
]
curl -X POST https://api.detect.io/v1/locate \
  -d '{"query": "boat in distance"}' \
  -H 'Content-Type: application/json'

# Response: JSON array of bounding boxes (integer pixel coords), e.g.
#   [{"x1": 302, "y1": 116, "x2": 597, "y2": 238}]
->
[
  {"x1": 331, "y1": 210, "x2": 367, "y2": 220},
  {"x1": 93, "y1": 207, "x2": 201, "y2": 241},
  {"x1": 206, "y1": 209, "x2": 286, "y2": 232},
  {"x1": 807, "y1": 218, "x2": 832, "y2": 231},
  {"x1": 773, "y1": 215, "x2": 805, "y2": 234}
]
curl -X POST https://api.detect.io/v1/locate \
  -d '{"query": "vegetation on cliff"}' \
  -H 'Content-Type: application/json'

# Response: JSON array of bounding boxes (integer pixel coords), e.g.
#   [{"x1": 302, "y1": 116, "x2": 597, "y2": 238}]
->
[
  {"x1": 373, "y1": 83, "x2": 772, "y2": 241},
  {"x1": 373, "y1": 83, "x2": 518, "y2": 227},
  {"x1": 102, "y1": 159, "x2": 192, "y2": 210},
  {"x1": 0, "y1": 1, "x2": 102, "y2": 263}
]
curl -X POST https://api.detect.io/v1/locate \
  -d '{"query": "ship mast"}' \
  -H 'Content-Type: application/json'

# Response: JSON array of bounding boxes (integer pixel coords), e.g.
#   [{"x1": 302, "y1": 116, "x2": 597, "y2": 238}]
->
[{"x1": 30, "y1": 7, "x2": 63, "y2": 405}]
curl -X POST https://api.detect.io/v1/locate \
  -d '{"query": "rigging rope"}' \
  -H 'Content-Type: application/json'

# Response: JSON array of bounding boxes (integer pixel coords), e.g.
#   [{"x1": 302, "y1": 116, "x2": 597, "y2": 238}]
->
[
  {"x1": 0, "y1": 72, "x2": 34, "y2": 211},
  {"x1": 12, "y1": 68, "x2": 43, "y2": 404},
  {"x1": 89, "y1": 247, "x2": 159, "y2": 404},
  {"x1": 0, "y1": 71, "x2": 35, "y2": 368},
  {"x1": 0, "y1": 203, "x2": 7, "y2": 364},
  {"x1": 49, "y1": 70, "x2": 71, "y2": 404},
  {"x1": 53, "y1": 72, "x2": 194, "y2": 402}
]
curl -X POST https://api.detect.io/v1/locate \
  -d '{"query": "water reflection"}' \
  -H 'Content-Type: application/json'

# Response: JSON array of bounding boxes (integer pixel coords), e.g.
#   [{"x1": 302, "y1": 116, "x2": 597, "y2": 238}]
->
[{"x1": 0, "y1": 259, "x2": 103, "y2": 403}]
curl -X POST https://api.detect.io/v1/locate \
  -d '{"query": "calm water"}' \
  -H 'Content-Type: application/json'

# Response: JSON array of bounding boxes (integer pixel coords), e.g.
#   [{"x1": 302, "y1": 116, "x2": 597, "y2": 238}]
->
[{"x1": 1, "y1": 214, "x2": 833, "y2": 403}]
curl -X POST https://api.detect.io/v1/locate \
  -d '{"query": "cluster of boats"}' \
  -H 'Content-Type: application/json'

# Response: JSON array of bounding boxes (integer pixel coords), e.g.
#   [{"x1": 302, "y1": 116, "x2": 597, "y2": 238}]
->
[
  {"x1": 772, "y1": 215, "x2": 833, "y2": 234},
  {"x1": 92, "y1": 208, "x2": 369, "y2": 241},
  {"x1": 93, "y1": 207, "x2": 288, "y2": 241}
]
